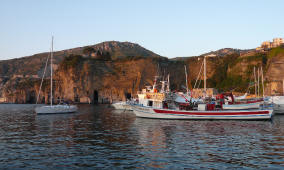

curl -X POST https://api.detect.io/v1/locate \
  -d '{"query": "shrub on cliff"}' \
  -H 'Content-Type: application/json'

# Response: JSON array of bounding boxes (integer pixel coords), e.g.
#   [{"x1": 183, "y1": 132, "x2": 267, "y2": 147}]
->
[
  {"x1": 116, "y1": 56, "x2": 146, "y2": 61},
  {"x1": 83, "y1": 47, "x2": 96, "y2": 56},
  {"x1": 60, "y1": 54, "x2": 84, "y2": 70},
  {"x1": 95, "y1": 51, "x2": 112, "y2": 61}
]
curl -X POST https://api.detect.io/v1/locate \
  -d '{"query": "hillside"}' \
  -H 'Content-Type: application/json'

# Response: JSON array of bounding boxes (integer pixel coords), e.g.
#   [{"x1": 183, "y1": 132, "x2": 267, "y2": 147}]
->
[
  {"x1": 1, "y1": 42, "x2": 284, "y2": 103},
  {"x1": 201, "y1": 48, "x2": 253, "y2": 57},
  {"x1": 0, "y1": 41, "x2": 161, "y2": 78}
]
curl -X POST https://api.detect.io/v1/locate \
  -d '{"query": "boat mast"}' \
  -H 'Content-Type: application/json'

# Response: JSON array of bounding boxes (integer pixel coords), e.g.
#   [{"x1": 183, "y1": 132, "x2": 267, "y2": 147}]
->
[
  {"x1": 204, "y1": 56, "x2": 206, "y2": 95},
  {"x1": 184, "y1": 65, "x2": 189, "y2": 95},
  {"x1": 167, "y1": 74, "x2": 170, "y2": 92},
  {"x1": 283, "y1": 79, "x2": 284, "y2": 96},
  {"x1": 36, "y1": 51, "x2": 50, "y2": 104},
  {"x1": 50, "y1": 36, "x2": 53, "y2": 106},
  {"x1": 152, "y1": 76, "x2": 159, "y2": 92},
  {"x1": 261, "y1": 66, "x2": 264, "y2": 97},
  {"x1": 257, "y1": 67, "x2": 260, "y2": 97},
  {"x1": 254, "y1": 66, "x2": 256, "y2": 97}
]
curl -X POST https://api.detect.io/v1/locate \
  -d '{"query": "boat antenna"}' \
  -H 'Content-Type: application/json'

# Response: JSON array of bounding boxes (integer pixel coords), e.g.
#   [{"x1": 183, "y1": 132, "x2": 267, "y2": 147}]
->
[{"x1": 156, "y1": 63, "x2": 160, "y2": 77}]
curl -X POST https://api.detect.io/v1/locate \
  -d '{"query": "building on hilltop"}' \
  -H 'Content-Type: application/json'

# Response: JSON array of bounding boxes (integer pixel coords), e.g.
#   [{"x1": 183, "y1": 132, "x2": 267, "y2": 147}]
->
[
  {"x1": 256, "y1": 38, "x2": 284, "y2": 51},
  {"x1": 272, "y1": 38, "x2": 284, "y2": 47}
]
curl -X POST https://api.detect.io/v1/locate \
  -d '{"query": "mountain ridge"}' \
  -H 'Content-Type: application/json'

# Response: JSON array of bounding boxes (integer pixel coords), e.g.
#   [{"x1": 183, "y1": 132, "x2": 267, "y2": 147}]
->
[
  {"x1": 0, "y1": 41, "x2": 162, "y2": 77},
  {"x1": 1, "y1": 41, "x2": 284, "y2": 103}
]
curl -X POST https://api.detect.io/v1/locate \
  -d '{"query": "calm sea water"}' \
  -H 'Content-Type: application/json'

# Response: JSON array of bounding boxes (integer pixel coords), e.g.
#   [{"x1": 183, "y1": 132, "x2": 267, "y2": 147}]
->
[{"x1": 0, "y1": 104, "x2": 284, "y2": 169}]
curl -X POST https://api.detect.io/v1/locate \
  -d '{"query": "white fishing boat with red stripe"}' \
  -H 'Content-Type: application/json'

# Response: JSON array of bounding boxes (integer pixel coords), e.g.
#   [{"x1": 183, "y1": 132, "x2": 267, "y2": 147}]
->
[
  {"x1": 132, "y1": 82, "x2": 273, "y2": 120},
  {"x1": 132, "y1": 63, "x2": 273, "y2": 120},
  {"x1": 133, "y1": 86, "x2": 273, "y2": 120},
  {"x1": 132, "y1": 104, "x2": 273, "y2": 120}
]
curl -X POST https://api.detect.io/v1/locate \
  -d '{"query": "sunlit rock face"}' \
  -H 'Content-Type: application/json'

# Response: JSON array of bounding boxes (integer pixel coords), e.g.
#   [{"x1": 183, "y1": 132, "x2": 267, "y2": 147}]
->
[{"x1": 1, "y1": 41, "x2": 284, "y2": 103}]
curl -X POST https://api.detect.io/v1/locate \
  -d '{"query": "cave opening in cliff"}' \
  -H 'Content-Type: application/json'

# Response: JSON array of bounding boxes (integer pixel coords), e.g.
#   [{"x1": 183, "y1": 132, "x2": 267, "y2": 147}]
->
[
  {"x1": 93, "y1": 90, "x2": 98, "y2": 104},
  {"x1": 125, "y1": 93, "x2": 131, "y2": 100},
  {"x1": 27, "y1": 91, "x2": 36, "y2": 104}
]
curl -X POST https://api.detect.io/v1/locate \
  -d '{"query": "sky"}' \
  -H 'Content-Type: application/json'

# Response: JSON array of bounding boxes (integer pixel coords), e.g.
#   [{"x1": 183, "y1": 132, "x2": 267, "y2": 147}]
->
[{"x1": 0, "y1": 0, "x2": 283, "y2": 60}]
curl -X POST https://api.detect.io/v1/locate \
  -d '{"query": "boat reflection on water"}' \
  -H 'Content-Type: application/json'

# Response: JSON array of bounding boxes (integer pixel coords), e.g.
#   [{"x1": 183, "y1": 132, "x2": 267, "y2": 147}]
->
[{"x1": 132, "y1": 117, "x2": 284, "y2": 169}]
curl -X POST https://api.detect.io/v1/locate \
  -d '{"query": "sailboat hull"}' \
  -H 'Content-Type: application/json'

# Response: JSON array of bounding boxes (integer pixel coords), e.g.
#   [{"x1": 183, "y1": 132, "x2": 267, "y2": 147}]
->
[{"x1": 35, "y1": 105, "x2": 77, "y2": 114}]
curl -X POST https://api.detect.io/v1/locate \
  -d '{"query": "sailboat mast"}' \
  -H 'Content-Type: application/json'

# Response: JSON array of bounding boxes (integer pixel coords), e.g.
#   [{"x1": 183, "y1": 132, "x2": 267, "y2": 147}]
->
[
  {"x1": 204, "y1": 56, "x2": 206, "y2": 94},
  {"x1": 36, "y1": 51, "x2": 50, "y2": 104},
  {"x1": 261, "y1": 66, "x2": 264, "y2": 97},
  {"x1": 50, "y1": 36, "x2": 53, "y2": 106},
  {"x1": 254, "y1": 67, "x2": 256, "y2": 97},
  {"x1": 282, "y1": 79, "x2": 284, "y2": 96},
  {"x1": 257, "y1": 67, "x2": 260, "y2": 97},
  {"x1": 167, "y1": 74, "x2": 170, "y2": 92},
  {"x1": 184, "y1": 65, "x2": 189, "y2": 95}
]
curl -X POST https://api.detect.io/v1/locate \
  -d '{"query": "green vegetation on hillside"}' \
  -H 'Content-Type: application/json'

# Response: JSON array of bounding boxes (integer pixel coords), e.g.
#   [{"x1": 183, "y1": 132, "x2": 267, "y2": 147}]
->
[
  {"x1": 268, "y1": 46, "x2": 284, "y2": 59},
  {"x1": 60, "y1": 54, "x2": 84, "y2": 70}
]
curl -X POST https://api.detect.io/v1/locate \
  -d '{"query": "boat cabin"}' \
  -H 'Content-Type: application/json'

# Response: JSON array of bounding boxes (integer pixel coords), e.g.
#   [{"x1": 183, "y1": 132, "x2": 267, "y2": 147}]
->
[{"x1": 137, "y1": 90, "x2": 166, "y2": 109}]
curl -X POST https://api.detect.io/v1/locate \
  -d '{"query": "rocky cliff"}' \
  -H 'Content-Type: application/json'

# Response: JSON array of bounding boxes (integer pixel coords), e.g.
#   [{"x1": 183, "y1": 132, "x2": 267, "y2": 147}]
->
[{"x1": 1, "y1": 42, "x2": 284, "y2": 104}]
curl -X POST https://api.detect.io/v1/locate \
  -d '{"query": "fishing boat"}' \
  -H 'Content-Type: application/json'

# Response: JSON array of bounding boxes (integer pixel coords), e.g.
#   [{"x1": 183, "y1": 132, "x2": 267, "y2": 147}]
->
[
  {"x1": 35, "y1": 37, "x2": 78, "y2": 114},
  {"x1": 268, "y1": 96, "x2": 284, "y2": 114},
  {"x1": 111, "y1": 101, "x2": 133, "y2": 110},
  {"x1": 132, "y1": 81, "x2": 272, "y2": 120},
  {"x1": 222, "y1": 103, "x2": 262, "y2": 110},
  {"x1": 131, "y1": 57, "x2": 273, "y2": 120},
  {"x1": 132, "y1": 105, "x2": 273, "y2": 120},
  {"x1": 132, "y1": 89, "x2": 272, "y2": 120},
  {"x1": 265, "y1": 79, "x2": 284, "y2": 114},
  {"x1": 218, "y1": 92, "x2": 263, "y2": 110}
]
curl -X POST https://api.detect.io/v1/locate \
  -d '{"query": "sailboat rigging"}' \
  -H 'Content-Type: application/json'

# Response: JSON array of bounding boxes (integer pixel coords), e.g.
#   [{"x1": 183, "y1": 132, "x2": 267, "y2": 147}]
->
[{"x1": 35, "y1": 37, "x2": 77, "y2": 114}]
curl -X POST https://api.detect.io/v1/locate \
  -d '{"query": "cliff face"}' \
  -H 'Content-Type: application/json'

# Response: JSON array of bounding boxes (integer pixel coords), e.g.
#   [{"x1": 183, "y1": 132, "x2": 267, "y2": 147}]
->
[
  {"x1": 0, "y1": 41, "x2": 162, "y2": 103},
  {"x1": 264, "y1": 47, "x2": 284, "y2": 95},
  {"x1": 53, "y1": 57, "x2": 186, "y2": 104},
  {"x1": 1, "y1": 42, "x2": 284, "y2": 104}
]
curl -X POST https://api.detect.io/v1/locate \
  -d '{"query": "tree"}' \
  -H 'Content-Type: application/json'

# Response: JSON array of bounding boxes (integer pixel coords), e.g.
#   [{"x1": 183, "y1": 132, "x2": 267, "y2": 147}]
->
[{"x1": 83, "y1": 47, "x2": 96, "y2": 56}]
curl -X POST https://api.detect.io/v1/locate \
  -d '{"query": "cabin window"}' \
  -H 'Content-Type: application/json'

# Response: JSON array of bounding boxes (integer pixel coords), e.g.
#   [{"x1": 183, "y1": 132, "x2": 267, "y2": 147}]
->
[{"x1": 148, "y1": 101, "x2": 153, "y2": 106}]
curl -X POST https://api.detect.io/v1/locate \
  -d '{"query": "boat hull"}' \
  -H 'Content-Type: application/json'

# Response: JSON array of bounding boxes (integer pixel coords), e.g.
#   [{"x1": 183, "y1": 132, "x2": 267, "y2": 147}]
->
[
  {"x1": 273, "y1": 104, "x2": 284, "y2": 114},
  {"x1": 111, "y1": 102, "x2": 132, "y2": 110},
  {"x1": 268, "y1": 96, "x2": 284, "y2": 114},
  {"x1": 35, "y1": 105, "x2": 77, "y2": 114},
  {"x1": 222, "y1": 102, "x2": 261, "y2": 110},
  {"x1": 132, "y1": 105, "x2": 273, "y2": 120}
]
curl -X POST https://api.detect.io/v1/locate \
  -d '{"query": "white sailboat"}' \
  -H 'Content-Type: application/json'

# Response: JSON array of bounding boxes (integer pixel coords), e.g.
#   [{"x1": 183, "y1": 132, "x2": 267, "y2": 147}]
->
[{"x1": 35, "y1": 37, "x2": 77, "y2": 114}]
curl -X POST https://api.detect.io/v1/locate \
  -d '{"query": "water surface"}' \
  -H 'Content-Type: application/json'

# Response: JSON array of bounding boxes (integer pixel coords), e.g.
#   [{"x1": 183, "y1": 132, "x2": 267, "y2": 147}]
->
[{"x1": 0, "y1": 104, "x2": 284, "y2": 169}]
